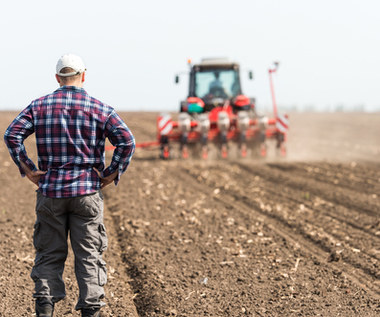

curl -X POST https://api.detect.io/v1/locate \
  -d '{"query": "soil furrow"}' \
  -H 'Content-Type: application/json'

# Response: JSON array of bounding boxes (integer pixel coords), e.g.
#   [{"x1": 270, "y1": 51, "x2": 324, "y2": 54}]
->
[
  {"x1": 178, "y1": 164, "x2": 380, "y2": 298},
  {"x1": 305, "y1": 162, "x2": 380, "y2": 184},
  {"x1": 236, "y1": 162, "x2": 380, "y2": 218},
  {"x1": 223, "y1": 162, "x2": 380, "y2": 252},
  {"x1": 198, "y1": 161, "x2": 379, "y2": 239},
  {"x1": 234, "y1": 163, "x2": 380, "y2": 239},
  {"x1": 267, "y1": 162, "x2": 380, "y2": 195},
  {"x1": 180, "y1": 162, "x2": 380, "y2": 292}
]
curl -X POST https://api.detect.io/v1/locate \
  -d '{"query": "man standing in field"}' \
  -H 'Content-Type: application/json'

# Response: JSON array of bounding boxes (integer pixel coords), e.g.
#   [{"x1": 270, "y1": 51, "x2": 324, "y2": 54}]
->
[{"x1": 4, "y1": 54, "x2": 135, "y2": 317}]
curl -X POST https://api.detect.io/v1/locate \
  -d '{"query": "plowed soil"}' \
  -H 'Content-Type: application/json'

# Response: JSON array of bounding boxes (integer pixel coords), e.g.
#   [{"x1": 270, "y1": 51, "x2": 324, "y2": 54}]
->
[{"x1": 0, "y1": 112, "x2": 379, "y2": 316}]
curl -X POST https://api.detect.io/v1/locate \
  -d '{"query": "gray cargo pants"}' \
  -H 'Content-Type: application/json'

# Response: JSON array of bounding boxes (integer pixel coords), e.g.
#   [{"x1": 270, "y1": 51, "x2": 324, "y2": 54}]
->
[{"x1": 31, "y1": 191, "x2": 108, "y2": 311}]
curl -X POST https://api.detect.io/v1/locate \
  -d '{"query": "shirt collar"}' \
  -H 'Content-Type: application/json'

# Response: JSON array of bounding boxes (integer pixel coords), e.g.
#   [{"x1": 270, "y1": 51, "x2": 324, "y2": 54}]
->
[{"x1": 56, "y1": 86, "x2": 87, "y2": 94}]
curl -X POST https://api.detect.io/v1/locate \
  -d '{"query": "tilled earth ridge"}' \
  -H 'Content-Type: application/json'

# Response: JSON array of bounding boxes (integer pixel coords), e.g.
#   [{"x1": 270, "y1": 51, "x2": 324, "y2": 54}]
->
[{"x1": 0, "y1": 111, "x2": 380, "y2": 316}]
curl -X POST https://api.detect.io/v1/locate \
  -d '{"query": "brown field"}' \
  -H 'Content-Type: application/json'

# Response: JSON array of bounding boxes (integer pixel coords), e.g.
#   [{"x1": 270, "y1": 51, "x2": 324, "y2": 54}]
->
[{"x1": 0, "y1": 111, "x2": 379, "y2": 316}]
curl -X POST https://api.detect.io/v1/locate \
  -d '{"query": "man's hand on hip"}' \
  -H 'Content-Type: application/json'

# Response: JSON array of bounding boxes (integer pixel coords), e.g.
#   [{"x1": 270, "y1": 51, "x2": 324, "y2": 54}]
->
[
  {"x1": 93, "y1": 168, "x2": 118, "y2": 189},
  {"x1": 20, "y1": 161, "x2": 47, "y2": 187}
]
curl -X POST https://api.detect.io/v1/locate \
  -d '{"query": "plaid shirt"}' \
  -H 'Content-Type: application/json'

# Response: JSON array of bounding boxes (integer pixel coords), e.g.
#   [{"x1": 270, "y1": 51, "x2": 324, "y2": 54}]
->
[{"x1": 4, "y1": 86, "x2": 135, "y2": 198}]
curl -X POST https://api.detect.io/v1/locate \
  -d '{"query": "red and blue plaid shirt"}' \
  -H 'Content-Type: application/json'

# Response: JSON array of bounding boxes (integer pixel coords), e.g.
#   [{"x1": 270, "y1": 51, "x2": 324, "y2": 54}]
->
[{"x1": 4, "y1": 86, "x2": 135, "y2": 198}]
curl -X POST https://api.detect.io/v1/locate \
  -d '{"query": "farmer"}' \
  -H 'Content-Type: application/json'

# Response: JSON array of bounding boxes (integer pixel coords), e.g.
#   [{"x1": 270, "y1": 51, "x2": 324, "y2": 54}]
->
[
  {"x1": 208, "y1": 71, "x2": 228, "y2": 98},
  {"x1": 209, "y1": 71, "x2": 223, "y2": 92},
  {"x1": 4, "y1": 54, "x2": 135, "y2": 317}
]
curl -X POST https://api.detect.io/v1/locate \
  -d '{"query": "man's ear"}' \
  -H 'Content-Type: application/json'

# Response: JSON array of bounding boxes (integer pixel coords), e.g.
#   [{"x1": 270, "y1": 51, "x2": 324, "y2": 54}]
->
[
  {"x1": 81, "y1": 72, "x2": 85, "y2": 83},
  {"x1": 55, "y1": 74, "x2": 61, "y2": 84}
]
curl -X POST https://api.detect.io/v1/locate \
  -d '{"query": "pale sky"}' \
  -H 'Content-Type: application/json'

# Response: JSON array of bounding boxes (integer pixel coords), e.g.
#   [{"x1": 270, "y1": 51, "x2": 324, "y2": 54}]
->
[{"x1": 1, "y1": 0, "x2": 379, "y2": 112}]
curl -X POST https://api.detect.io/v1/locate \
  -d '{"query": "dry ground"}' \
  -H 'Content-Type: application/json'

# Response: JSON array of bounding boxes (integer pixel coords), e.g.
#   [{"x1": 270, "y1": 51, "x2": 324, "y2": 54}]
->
[{"x1": 0, "y1": 111, "x2": 379, "y2": 316}]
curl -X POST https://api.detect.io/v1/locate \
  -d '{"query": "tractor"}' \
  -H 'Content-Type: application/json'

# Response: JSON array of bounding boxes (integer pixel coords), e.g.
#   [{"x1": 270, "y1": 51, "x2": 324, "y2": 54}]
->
[{"x1": 156, "y1": 58, "x2": 288, "y2": 159}]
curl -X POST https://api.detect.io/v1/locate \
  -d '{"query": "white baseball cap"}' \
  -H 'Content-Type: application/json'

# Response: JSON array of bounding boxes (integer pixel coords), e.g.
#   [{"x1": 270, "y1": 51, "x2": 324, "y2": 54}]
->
[{"x1": 56, "y1": 54, "x2": 86, "y2": 77}]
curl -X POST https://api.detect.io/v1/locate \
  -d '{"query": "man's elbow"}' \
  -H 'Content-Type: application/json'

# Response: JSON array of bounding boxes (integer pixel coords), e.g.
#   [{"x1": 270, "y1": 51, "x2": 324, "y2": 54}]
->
[
  {"x1": 117, "y1": 137, "x2": 135, "y2": 155},
  {"x1": 126, "y1": 138, "x2": 136, "y2": 156},
  {"x1": 3, "y1": 130, "x2": 18, "y2": 148},
  {"x1": 124, "y1": 132, "x2": 136, "y2": 153},
  {"x1": 4, "y1": 132, "x2": 11, "y2": 147}
]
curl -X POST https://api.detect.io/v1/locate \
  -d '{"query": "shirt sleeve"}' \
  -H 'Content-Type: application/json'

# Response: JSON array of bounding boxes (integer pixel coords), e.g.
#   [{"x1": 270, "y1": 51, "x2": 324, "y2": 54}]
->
[
  {"x1": 102, "y1": 110, "x2": 135, "y2": 185},
  {"x1": 3, "y1": 105, "x2": 37, "y2": 176}
]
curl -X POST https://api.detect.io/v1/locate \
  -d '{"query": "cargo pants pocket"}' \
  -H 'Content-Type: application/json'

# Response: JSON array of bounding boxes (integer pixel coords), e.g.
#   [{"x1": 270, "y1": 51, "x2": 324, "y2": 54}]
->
[
  {"x1": 33, "y1": 222, "x2": 41, "y2": 250},
  {"x1": 74, "y1": 193, "x2": 103, "y2": 218},
  {"x1": 98, "y1": 224, "x2": 108, "y2": 253},
  {"x1": 33, "y1": 222, "x2": 48, "y2": 251},
  {"x1": 98, "y1": 259, "x2": 107, "y2": 286}
]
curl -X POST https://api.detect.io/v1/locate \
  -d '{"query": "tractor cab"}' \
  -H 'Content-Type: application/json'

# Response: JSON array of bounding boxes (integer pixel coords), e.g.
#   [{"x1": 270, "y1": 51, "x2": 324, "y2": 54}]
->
[
  {"x1": 177, "y1": 58, "x2": 252, "y2": 113},
  {"x1": 190, "y1": 58, "x2": 242, "y2": 111}
]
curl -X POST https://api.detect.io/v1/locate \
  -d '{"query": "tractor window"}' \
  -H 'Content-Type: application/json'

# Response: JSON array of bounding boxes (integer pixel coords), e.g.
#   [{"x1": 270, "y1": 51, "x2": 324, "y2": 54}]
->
[{"x1": 195, "y1": 69, "x2": 241, "y2": 99}]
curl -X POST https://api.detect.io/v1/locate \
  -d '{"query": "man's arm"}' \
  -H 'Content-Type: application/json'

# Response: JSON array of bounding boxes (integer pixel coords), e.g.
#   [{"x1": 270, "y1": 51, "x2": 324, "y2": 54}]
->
[
  {"x1": 100, "y1": 110, "x2": 135, "y2": 187},
  {"x1": 4, "y1": 105, "x2": 38, "y2": 176}
]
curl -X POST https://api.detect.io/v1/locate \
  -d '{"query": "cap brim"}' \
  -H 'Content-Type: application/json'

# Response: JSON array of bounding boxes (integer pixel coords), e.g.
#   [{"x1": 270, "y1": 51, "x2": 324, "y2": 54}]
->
[{"x1": 57, "y1": 69, "x2": 86, "y2": 77}]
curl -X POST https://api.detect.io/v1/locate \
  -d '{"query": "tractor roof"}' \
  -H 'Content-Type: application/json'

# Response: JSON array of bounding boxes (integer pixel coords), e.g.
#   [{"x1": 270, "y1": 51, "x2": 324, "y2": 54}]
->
[
  {"x1": 192, "y1": 58, "x2": 240, "y2": 72},
  {"x1": 196, "y1": 58, "x2": 239, "y2": 68}
]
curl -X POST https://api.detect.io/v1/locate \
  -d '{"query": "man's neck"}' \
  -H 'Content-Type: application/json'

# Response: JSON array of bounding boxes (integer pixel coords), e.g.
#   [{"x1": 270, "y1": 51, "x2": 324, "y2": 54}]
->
[{"x1": 60, "y1": 82, "x2": 83, "y2": 88}]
